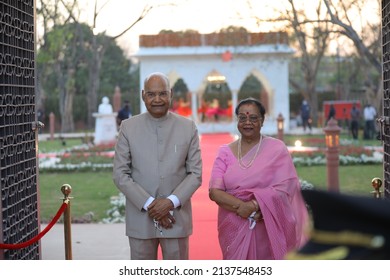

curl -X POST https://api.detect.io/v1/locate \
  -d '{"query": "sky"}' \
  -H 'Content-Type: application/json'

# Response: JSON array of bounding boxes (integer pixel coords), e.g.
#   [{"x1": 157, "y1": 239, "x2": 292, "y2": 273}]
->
[
  {"x1": 77, "y1": 0, "x2": 380, "y2": 56},
  {"x1": 78, "y1": 0, "x2": 290, "y2": 54}
]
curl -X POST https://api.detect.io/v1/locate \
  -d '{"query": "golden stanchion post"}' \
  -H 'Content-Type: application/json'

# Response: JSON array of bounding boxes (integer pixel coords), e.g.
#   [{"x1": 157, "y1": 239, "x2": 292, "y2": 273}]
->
[
  {"x1": 61, "y1": 184, "x2": 73, "y2": 260},
  {"x1": 371, "y1": 177, "x2": 383, "y2": 199}
]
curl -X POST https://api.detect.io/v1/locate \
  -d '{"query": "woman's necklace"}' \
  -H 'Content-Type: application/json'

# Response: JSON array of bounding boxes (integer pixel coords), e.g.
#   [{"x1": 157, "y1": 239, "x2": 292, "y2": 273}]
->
[{"x1": 237, "y1": 135, "x2": 263, "y2": 169}]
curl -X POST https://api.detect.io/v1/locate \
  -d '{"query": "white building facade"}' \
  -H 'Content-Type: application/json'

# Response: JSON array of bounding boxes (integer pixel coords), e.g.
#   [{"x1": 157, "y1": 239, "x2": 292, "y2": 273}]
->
[{"x1": 135, "y1": 32, "x2": 294, "y2": 135}]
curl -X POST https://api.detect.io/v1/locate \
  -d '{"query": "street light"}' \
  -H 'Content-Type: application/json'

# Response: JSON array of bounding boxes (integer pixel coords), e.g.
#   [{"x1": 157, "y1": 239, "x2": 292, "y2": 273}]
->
[{"x1": 323, "y1": 117, "x2": 342, "y2": 192}]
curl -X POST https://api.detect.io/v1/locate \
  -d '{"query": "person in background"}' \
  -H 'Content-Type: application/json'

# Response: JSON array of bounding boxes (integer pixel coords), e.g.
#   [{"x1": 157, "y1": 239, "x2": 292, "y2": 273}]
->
[
  {"x1": 209, "y1": 98, "x2": 309, "y2": 260},
  {"x1": 300, "y1": 99, "x2": 312, "y2": 133},
  {"x1": 363, "y1": 104, "x2": 377, "y2": 140},
  {"x1": 113, "y1": 72, "x2": 202, "y2": 260},
  {"x1": 342, "y1": 108, "x2": 350, "y2": 134},
  {"x1": 198, "y1": 99, "x2": 208, "y2": 122},
  {"x1": 117, "y1": 100, "x2": 132, "y2": 126},
  {"x1": 177, "y1": 97, "x2": 192, "y2": 118},
  {"x1": 350, "y1": 103, "x2": 361, "y2": 141},
  {"x1": 206, "y1": 98, "x2": 220, "y2": 122},
  {"x1": 37, "y1": 108, "x2": 45, "y2": 133},
  {"x1": 327, "y1": 103, "x2": 336, "y2": 122}
]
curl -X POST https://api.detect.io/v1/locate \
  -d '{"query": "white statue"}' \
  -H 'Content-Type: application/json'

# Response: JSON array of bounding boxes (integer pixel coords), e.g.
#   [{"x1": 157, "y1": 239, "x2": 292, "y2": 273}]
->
[
  {"x1": 98, "y1": 97, "x2": 113, "y2": 114},
  {"x1": 93, "y1": 96, "x2": 117, "y2": 145}
]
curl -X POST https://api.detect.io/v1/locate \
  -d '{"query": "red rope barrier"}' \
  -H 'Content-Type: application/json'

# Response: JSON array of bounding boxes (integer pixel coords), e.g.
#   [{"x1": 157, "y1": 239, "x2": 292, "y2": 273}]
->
[{"x1": 0, "y1": 202, "x2": 68, "y2": 250}]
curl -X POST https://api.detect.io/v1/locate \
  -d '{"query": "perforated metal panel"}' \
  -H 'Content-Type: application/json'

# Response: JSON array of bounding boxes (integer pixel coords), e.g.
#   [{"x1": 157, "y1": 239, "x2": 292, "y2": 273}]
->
[
  {"x1": 0, "y1": 0, "x2": 40, "y2": 259},
  {"x1": 381, "y1": 0, "x2": 390, "y2": 198}
]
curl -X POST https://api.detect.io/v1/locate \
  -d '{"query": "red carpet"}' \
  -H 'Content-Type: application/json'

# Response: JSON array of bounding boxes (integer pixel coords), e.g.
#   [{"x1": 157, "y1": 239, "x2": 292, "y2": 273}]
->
[
  {"x1": 158, "y1": 133, "x2": 235, "y2": 260},
  {"x1": 190, "y1": 133, "x2": 235, "y2": 260}
]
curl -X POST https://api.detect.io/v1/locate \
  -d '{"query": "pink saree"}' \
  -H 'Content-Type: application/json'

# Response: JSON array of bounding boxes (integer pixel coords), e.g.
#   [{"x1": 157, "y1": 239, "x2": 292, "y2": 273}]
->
[{"x1": 209, "y1": 136, "x2": 309, "y2": 260}]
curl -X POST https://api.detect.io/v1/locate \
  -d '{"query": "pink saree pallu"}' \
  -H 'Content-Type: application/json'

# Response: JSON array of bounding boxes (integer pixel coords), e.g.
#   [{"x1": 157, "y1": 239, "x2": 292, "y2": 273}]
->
[{"x1": 209, "y1": 136, "x2": 309, "y2": 260}]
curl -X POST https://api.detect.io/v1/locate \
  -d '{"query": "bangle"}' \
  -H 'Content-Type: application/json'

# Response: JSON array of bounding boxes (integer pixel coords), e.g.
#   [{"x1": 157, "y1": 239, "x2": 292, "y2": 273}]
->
[{"x1": 251, "y1": 199, "x2": 259, "y2": 211}]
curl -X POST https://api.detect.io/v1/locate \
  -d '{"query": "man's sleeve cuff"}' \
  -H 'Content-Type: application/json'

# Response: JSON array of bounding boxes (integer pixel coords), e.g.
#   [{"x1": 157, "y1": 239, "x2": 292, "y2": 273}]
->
[
  {"x1": 167, "y1": 195, "x2": 180, "y2": 208},
  {"x1": 143, "y1": 196, "x2": 155, "y2": 211}
]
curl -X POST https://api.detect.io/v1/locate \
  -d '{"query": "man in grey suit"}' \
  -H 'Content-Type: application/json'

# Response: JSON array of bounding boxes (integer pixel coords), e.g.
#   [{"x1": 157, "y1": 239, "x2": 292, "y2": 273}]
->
[{"x1": 113, "y1": 72, "x2": 202, "y2": 260}]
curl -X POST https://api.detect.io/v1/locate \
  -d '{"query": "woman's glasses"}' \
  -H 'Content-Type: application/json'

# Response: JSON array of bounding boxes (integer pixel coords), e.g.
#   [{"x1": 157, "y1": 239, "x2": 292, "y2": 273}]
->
[{"x1": 237, "y1": 114, "x2": 261, "y2": 123}]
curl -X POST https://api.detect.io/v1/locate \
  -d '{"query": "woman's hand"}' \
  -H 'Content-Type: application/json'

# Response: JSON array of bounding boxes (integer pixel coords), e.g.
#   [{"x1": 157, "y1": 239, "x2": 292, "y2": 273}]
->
[
  {"x1": 209, "y1": 189, "x2": 261, "y2": 218},
  {"x1": 235, "y1": 201, "x2": 257, "y2": 219},
  {"x1": 254, "y1": 211, "x2": 263, "y2": 222}
]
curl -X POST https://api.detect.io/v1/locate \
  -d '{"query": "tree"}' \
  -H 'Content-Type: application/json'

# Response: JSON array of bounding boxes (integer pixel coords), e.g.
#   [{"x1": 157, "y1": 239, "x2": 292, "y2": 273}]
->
[
  {"x1": 84, "y1": 1, "x2": 153, "y2": 129},
  {"x1": 37, "y1": 22, "x2": 92, "y2": 132},
  {"x1": 38, "y1": 24, "x2": 138, "y2": 129},
  {"x1": 244, "y1": 0, "x2": 332, "y2": 126},
  {"x1": 285, "y1": 0, "x2": 333, "y2": 126},
  {"x1": 36, "y1": 0, "x2": 80, "y2": 131},
  {"x1": 36, "y1": 0, "x2": 153, "y2": 131},
  {"x1": 323, "y1": 0, "x2": 381, "y2": 109},
  {"x1": 244, "y1": 0, "x2": 380, "y2": 124}
]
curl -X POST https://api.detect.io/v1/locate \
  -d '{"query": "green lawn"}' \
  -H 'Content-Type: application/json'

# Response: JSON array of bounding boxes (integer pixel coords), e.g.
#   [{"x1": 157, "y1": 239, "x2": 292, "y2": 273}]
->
[
  {"x1": 38, "y1": 171, "x2": 118, "y2": 223},
  {"x1": 296, "y1": 164, "x2": 383, "y2": 196},
  {"x1": 38, "y1": 138, "x2": 84, "y2": 153}
]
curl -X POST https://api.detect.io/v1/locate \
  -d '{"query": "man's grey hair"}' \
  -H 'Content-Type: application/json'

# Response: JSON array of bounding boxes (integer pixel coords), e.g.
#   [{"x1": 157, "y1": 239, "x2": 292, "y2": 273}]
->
[{"x1": 143, "y1": 72, "x2": 170, "y2": 88}]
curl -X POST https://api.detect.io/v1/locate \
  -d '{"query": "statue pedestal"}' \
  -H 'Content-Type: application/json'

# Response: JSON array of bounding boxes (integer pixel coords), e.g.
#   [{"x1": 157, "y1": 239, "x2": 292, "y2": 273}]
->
[{"x1": 92, "y1": 112, "x2": 117, "y2": 145}]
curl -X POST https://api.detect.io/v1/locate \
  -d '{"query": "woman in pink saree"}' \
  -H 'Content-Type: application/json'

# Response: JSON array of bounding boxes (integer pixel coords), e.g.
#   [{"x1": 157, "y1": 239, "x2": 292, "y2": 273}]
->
[{"x1": 209, "y1": 98, "x2": 309, "y2": 260}]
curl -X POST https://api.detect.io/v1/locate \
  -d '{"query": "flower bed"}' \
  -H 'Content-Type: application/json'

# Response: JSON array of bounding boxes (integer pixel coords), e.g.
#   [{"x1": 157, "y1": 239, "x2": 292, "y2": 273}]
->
[
  {"x1": 38, "y1": 142, "x2": 383, "y2": 171},
  {"x1": 290, "y1": 145, "x2": 383, "y2": 166}
]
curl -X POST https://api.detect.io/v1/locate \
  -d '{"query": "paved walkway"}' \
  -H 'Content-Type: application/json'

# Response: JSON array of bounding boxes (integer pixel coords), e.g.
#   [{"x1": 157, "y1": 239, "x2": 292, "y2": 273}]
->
[{"x1": 41, "y1": 223, "x2": 130, "y2": 260}]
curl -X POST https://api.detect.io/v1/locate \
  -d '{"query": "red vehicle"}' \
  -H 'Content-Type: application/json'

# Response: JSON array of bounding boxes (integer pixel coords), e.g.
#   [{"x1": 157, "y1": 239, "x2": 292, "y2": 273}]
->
[{"x1": 323, "y1": 100, "x2": 361, "y2": 125}]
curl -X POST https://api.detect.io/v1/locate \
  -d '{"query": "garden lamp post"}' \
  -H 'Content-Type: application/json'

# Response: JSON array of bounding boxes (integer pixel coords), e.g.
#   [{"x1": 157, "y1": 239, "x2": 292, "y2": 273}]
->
[
  {"x1": 323, "y1": 117, "x2": 341, "y2": 192},
  {"x1": 277, "y1": 113, "x2": 284, "y2": 141}
]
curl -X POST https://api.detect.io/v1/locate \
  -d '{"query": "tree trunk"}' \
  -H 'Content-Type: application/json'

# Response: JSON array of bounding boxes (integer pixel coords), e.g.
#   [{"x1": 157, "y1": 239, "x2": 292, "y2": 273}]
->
[
  {"x1": 87, "y1": 37, "x2": 105, "y2": 130},
  {"x1": 56, "y1": 63, "x2": 75, "y2": 133},
  {"x1": 62, "y1": 68, "x2": 75, "y2": 133}
]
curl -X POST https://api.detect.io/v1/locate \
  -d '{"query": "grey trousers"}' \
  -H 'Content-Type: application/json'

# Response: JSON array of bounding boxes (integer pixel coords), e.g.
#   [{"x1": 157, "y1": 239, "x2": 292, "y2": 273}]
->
[{"x1": 128, "y1": 236, "x2": 189, "y2": 260}]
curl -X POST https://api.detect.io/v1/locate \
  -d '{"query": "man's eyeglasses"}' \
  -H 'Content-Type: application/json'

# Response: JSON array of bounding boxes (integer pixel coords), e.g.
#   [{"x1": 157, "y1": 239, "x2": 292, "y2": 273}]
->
[
  {"x1": 237, "y1": 114, "x2": 261, "y2": 123},
  {"x1": 144, "y1": 91, "x2": 170, "y2": 100}
]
